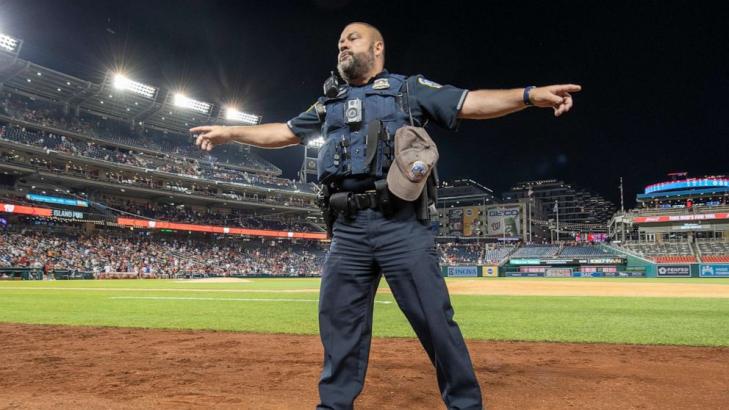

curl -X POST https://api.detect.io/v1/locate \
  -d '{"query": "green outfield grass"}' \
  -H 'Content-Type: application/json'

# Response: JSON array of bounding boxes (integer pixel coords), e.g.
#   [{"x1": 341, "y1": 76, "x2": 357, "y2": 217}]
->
[{"x1": 1, "y1": 278, "x2": 728, "y2": 346}]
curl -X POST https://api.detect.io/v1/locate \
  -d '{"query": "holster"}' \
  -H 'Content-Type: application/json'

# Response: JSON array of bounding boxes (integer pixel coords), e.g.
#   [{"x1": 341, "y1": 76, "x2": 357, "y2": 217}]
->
[
  {"x1": 415, "y1": 168, "x2": 439, "y2": 225},
  {"x1": 316, "y1": 184, "x2": 336, "y2": 239}
]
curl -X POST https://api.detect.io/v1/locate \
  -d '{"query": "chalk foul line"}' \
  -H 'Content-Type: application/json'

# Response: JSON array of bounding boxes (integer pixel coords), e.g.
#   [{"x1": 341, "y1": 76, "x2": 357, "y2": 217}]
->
[{"x1": 109, "y1": 296, "x2": 393, "y2": 304}]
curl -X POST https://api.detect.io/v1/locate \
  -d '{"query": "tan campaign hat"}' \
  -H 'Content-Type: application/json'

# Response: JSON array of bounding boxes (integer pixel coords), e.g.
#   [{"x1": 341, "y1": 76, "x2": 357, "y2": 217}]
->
[{"x1": 387, "y1": 126, "x2": 439, "y2": 201}]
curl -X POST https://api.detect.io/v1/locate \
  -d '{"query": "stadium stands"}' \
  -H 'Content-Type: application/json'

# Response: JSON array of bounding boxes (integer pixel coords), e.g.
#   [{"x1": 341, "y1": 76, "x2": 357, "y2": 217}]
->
[
  {"x1": 0, "y1": 189, "x2": 322, "y2": 233},
  {"x1": 437, "y1": 243, "x2": 515, "y2": 265},
  {"x1": 696, "y1": 240, "x2": 729, "y2": 263},
  {"x1": 511, "y1": 245, "x2": 560, "y2": 258},
  {"x1": 438, "y1": 243, "x2": 482, "y2": 265},
  {"x1": 701, "y1": 256, "x2": 729, "y2": 263},
  {"x1": 558, "y1": 245, "x2": 615, "y2": 257},
  {"x1": 0, "y1": 228, "x2": 327, "y2": 277},
  {"x1": 619, "y1": 242, "x2": 696, "y2": 263},
  {"x1": 0, "y1": 143, "x2": 316, "y2": 208},
  {"x1": 0, "y1": 124, "x2": 314, "y2": 193},
  {"x1": 0, "y1": 91, "x2": 280, "y2": 174},
  {"x1": 482, "y1": 245, "x2": 515, "y2": 264},
  {"x1": 653, "y1": 255, "x2": 697, "y2": 263}
]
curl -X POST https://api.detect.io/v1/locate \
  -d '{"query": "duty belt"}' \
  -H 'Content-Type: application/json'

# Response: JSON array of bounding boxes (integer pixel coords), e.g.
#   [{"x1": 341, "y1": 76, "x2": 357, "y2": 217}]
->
[{"x1": 328, "y1": 180, "x2": 394, "y2": 217}]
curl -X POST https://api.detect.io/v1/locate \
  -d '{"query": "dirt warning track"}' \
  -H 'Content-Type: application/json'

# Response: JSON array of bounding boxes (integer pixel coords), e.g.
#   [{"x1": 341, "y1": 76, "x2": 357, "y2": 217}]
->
[{"x1": 0, "y1": 324, "x2": 727, "y2": 409}]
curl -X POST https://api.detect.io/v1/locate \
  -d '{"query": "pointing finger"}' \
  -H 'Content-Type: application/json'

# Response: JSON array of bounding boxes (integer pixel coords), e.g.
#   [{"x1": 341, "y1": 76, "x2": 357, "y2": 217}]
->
[
  {"x1": 553, "y1": 84, "x2": 582, "y2": 94},
  {"x1": 190, "y1": 126, "x2": 212, "y2": 134}
]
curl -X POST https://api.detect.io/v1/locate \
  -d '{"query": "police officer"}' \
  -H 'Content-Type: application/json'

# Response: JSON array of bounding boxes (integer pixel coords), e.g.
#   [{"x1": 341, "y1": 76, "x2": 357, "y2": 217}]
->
[{"x1": 192, "y1": 22, "x2": 581, "y2": 410}]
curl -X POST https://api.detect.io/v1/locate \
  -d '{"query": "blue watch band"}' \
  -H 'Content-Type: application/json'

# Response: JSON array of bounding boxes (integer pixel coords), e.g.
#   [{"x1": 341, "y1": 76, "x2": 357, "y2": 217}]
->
[{"x1": 523, "y1": 86, "x2": 536, "y2": 106}]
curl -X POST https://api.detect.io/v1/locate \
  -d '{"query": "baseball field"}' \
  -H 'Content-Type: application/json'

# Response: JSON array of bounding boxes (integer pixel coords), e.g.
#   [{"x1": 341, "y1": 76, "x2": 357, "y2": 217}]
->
[{"x1": 1, "y1": 277, "x2": 728, "y2": 409}]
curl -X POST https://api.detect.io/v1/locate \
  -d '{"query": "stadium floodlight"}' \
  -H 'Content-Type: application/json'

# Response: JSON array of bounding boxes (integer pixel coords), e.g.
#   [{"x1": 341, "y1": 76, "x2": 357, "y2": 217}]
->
[
  {"x1": 174, "y1": 93, "x2": 212, "y2": 114},
  {"x1": 0, "y1": 33, "x2": 20, "y2": 53},
  {"x1": 307, "y1": 136, "x2": 325, "y2": 148},
  {"x1": 224, "y1": 107, "x2": 262, "y2": 125},
  {"x1": 113, "y1": 74, "x2": 157, "y2": 99}
]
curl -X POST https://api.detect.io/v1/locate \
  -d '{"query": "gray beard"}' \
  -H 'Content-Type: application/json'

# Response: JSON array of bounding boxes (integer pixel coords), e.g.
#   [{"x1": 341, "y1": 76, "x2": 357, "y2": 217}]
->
[{"x1": 337, "y1": 48, "x2": 375, "y2": 83}]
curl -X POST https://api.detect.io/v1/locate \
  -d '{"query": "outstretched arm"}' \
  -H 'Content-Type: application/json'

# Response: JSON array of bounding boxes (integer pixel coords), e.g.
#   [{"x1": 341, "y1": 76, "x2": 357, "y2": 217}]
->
[
  {"x1": 190, "y1": 123, "x2": 300, "y2": 151},
  {"x1": 458, "y1": 84, "x2": 582, "y2": 120}
]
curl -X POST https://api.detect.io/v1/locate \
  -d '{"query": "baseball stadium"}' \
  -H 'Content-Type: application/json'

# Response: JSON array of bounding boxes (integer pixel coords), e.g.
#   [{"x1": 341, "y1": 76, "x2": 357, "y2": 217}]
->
[{"x1": 2, "y1": 3, "x2": 729, "y2": 410}]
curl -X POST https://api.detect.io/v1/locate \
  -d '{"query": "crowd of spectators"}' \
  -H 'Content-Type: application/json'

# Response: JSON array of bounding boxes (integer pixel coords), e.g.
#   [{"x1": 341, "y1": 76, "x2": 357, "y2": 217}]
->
[
  {"x1": 437, "y1": 242, "x2": 516, "y2": 265},
  {"x1": 0, "y1": 224, "x2": 635, "y2": 278},
  {"x1": 93, "y1": 195, "x2": 320, "y2": 232},
  {"x1": 0, "y1": 91, "x2": 280, "y2": 171},
  {"x1": 0, "y1": 134, "x2": 317, "y2": 208},
  {"x1": 0, "y1": 190, "x2": 322, "y2": 233},
  {"x1": 0, "y1": 123, "x2": 313, "y2": 193},
  {"x1": 0, "y1": 228, "x2": 327, "y2": 277}
]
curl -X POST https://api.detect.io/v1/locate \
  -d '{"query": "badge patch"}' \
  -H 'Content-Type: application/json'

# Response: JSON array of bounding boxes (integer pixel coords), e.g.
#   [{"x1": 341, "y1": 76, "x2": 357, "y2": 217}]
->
[
  {"x1": 408, "y1": 160, "x2": 429, "y2": 181},
  {"x1": 373, "y1": 78, "x2": 390, "y2": 90},
  {"x1": 417, "y1": 77, "x2": 442, "y2": 88}
]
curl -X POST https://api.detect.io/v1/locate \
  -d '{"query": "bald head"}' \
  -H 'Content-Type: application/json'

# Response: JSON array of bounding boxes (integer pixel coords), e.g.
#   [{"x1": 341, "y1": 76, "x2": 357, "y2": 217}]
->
[
  {"x1": 337, "y1": 22, "x2": 385, "y2": 85},
  {"x1": 344, "y1": 22, "x2": 383, "y2": 44}
]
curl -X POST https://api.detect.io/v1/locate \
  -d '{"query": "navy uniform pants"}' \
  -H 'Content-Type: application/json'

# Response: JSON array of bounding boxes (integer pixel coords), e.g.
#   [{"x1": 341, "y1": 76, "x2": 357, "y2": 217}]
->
[{"x1": 316, "y1": 203, "x2": 483, "y2": 410}]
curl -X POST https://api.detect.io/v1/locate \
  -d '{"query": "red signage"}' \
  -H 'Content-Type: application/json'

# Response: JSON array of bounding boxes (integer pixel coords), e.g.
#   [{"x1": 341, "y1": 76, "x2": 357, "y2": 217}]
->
[
  {"x1": 117, "y1": 217, "x2": 327, "y2": 240},
  {"x1": 0, "y1": 204, "x2": 325, "y2": 239},
  {"x1": 0, "y1": 203, "x2": 53, "y2": 217},
  {"x1": 632, "y1": 213, "x2": 729, "y2": 223}
]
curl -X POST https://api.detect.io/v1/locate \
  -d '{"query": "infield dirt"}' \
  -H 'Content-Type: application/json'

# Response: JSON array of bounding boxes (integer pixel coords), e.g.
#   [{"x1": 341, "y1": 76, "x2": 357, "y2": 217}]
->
[{"x1": 1, "y1": 323, "x2": 727, "y2": 409}]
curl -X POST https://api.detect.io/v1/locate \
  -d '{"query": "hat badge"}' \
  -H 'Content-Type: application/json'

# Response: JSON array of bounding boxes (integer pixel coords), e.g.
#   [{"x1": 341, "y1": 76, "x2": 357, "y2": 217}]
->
[{"x1": 409, "y1": 161, "x2": 428, "y2": 181}]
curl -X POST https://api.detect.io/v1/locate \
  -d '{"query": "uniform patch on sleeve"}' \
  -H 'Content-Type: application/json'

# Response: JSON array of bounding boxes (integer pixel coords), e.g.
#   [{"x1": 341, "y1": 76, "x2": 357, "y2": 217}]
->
[
  {"x1": 417, "y1": 77, "x2": 442, "y2": 88},
  {"x1": 372, "y1": 78, "x2": 390, "y2": 89}
]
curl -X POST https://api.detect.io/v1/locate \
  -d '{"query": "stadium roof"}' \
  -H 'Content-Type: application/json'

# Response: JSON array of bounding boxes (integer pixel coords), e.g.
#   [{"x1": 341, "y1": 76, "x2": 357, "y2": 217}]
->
[{"x1": 0, "y1": 34, "x2": 260, "y2": 135}]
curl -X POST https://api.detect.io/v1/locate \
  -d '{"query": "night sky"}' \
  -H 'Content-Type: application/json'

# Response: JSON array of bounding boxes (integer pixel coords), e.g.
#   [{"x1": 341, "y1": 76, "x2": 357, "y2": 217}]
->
[{"x1": 2, "y1": 0, "x2": 728, "y2": 207}]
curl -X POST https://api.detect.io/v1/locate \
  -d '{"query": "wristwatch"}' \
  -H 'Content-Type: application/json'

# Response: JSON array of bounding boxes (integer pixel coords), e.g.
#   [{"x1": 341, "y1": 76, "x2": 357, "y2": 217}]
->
[{"x1": 523, "y1": 86, "x2": 536, "y2": 106}]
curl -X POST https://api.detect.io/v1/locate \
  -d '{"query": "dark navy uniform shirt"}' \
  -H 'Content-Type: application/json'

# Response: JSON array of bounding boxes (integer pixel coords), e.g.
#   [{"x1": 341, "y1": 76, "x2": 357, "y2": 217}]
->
[{"x1": 287, "y1": 71, "x2": 469, "y2": 145}]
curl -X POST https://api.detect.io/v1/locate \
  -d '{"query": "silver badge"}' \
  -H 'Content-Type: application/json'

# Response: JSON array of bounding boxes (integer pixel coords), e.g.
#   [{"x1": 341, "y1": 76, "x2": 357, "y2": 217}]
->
[
  {"x1": 373, "y1": 78, "x2": 390, "y2": 90},
  {"x1": 409, "y1": 160, "x2": 428, "y2": 181}
]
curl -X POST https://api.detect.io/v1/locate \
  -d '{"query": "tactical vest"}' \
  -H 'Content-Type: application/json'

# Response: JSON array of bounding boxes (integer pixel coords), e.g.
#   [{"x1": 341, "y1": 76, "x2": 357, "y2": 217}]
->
[{"x1": 316, "y1": 73, "x2": 413, "y2": 183}]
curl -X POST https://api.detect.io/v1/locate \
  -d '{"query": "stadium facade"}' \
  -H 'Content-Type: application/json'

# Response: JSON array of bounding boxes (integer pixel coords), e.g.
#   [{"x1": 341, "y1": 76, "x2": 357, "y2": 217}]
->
[{"x1": 436, "y1": 179, "x2": 615, "y2": 244}]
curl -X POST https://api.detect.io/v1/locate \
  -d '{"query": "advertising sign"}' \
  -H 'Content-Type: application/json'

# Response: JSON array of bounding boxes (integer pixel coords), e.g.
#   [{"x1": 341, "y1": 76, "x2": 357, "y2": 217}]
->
[
  {"x1": 462, "y1": 206, "x2": 481, "y2": 237},
  {"x1": 481, "y1": 265, "x2": 499, "y2": 277},
  {"x1": 26, "y1": 194, "x2": 88, "y2": 207},
  {"x1": 486, "y1": 206, "x2": 521, "y2": 238},
  {"x1": 0, "y1": 203, "x2": 52, "y2": 217},
  {"x1": 447, "y1": 266, "x2": 479, "y2": 277},
  {"x1": 505, "y1": 272, "x2": 545, "y2": 277},
  {"x1": 579, "y1": 258, "x2": 625, "y2": 265},
  {"x1": 510, "y1": 258, "x2": 541, "y2": 265},
  {"x1": 572, "y1": 271, "x2": 605, "y2": 278},
  {"x1": 52, "y1": 209, "x2": 84, "y2": 219},
  {"x1": 544, "y1": 259, "x2": 571, "y2": 265},
  {"x1": 656, "y1": 265, "x2": 691, "y2": 278},
  {"x1": 574, "y1": 233, "x2": 607, "y2": 242},
  {"x1": 545, "y1": 268, "x2": 572, "y2": 277},
  {"x1": 117, "y1": 217, "x2": 327, "y2": 240},
  {"x1": 633, "y1": 213, "x2": 729, "y2": 224},
  {"x1": 699, "y1": 264, "x2": 729, "y2": 278},
  {"x1": 645, "y1": 178, "x2": 729, "y2": 194}
]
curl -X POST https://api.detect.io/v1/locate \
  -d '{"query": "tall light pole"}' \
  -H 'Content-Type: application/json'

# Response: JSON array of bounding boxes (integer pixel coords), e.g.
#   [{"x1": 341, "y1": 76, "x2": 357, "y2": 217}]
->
[
  {"x1": 527, "y1": 187, "x2": 533, "y2": 243},
  {"x1": 620, "y1": 177, "x2": 626, "y2": 243},
  {"x1": 554, "y1": 200, "x2": 560, "y2": 244},
  {"x1": 501, "y1": 205, "x2": 506, "y2": 241}
]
